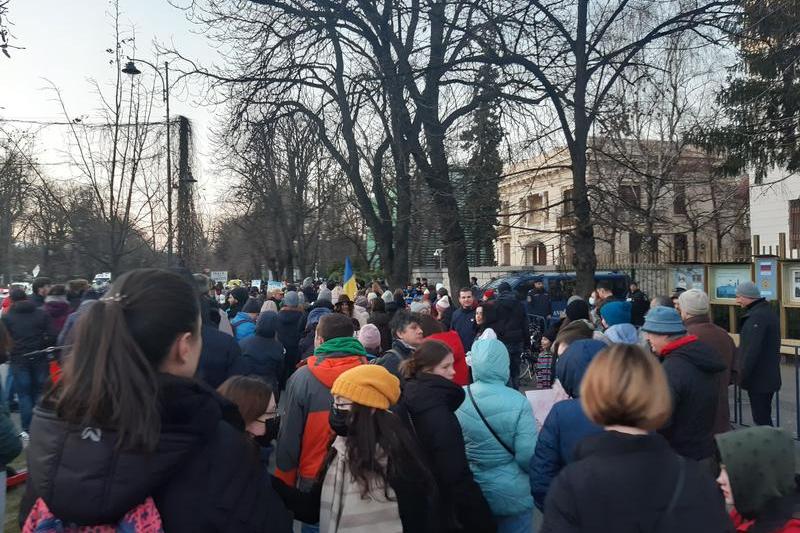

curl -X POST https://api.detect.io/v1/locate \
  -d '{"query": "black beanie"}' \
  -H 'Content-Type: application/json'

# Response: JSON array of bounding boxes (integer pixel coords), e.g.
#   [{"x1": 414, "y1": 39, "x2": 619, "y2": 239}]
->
[
  {"x1": 565, "y1": 299, "x2": 591, "y2": 322},
  {"x1": 242, "y1": 298, "x2": 262, "y2": 314},
  {"x1": 230, "y1": 287, "x2": 249, "y2": 305}
]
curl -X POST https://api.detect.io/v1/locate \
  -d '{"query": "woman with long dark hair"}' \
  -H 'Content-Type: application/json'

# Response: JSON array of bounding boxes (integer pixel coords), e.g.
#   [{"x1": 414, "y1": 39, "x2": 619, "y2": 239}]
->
[
  {"x1": 273, "y1": 364, "x2": 437, "y2": 532},
  {"x1": 395, "y1": 339, "x2": 496, "y2": 533},
  {"x1": 21, "y1": 268, "x2": 292, "y2": 532}
]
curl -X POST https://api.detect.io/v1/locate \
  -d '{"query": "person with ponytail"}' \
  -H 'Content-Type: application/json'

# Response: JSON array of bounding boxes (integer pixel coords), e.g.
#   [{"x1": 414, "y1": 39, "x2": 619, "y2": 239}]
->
[
  {"x1": 394, "y1": 339, "x2": 496, "y2": 533},
  {"x1": 274, "y1": 365, "x2": 439, "y2": 532},
  {"x1": 20, "y1": 268, "x2": 292, "y2": 532}
]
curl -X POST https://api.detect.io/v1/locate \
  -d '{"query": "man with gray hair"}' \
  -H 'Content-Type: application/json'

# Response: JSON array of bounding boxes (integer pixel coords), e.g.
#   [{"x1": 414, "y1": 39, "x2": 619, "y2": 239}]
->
[
  {"x1": 736, "y1": 281, "x2": 781, "y2": 426},
  {"x1": 678, "y1": 289, "x2": 736, "y2": 434}
]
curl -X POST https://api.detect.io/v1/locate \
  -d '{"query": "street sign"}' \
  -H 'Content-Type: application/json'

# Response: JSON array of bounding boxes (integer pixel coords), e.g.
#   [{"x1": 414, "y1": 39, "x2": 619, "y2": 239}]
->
[{"x1": 210, "y1": 271, "x2": 228, "y2": 284}]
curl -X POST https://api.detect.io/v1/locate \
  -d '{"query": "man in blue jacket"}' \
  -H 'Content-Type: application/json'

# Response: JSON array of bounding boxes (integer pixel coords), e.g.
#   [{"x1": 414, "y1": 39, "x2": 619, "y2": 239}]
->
[{"x1": 451, "y1": 287, "x2": 477, "y2": 351}]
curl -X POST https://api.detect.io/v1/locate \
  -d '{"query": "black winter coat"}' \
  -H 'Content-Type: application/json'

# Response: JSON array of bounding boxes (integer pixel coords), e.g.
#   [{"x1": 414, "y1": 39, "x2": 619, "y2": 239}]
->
[
  {"x1": 738, "y1": 299, "x2": 782, "y2": 393},
  {"x1": 658, "y1": 337, "x2": 726, "y2": 460},
  {"x1": 275, "y1": 309, "x2": 303, "y2": 367},
  {"x1": 2, "y1": 301, "x2": 53, "y2": 364},
  {"x1": 541, "y1": 431, "x2": 732, "y2": 533},
  {"x1": 197, "y1": 325, "x2": 241, "y2": 389},
  {"x1": 368, "y1": 311, "x2": 392, "y2": 352},
  {"x1": 234, "y1": 313, "x2": 285, "y2": 390},
  {"x1": 450, "y1": 308, "x2": 476, "y2": 352},
  {"x1": 492, "y1": 291, "x2": 529, "y2": 348},
  {"x1": 394, "y1": 373, "x2": 496, "y2": 533},
  {"x1": 22, "y1": 374, "x2": 293, "y2": 532}
]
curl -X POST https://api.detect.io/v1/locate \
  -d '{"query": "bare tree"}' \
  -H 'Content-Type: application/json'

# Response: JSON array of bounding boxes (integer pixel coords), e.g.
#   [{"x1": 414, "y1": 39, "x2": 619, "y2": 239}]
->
[{"x1": 474, "y1": 0, "x2": 736, "y2": 295}]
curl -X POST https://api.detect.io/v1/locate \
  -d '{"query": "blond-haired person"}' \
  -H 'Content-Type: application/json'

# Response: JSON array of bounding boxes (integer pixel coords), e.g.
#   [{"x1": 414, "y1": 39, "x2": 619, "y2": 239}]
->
[{"x1": 541, "y1": 344, "x2": 732, "y2": 533}]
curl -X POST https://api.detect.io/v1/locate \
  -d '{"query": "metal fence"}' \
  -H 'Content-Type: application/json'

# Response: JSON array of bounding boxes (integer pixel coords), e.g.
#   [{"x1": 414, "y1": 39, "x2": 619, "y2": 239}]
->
[{"x1": 730, "y1": 344, "x2": 800, "y2": 439}]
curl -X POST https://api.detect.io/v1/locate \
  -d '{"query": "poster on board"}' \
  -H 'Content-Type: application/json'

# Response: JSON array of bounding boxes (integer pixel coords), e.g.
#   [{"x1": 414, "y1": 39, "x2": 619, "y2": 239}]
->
[
  {"x1": 267, "y1": 281, "x2": 284, "y2": 293},
  {"x1": 673, "y1": 265, "x2": 705, "y2": 291},
  {"x1": 755, "y1": 259, "x2": 778, "y2": 300},
  {"x1": 712, "y1": 265, "x2": 751, "y2": 300},
  {"x1": 251, "y1": 279, "x2": 262, "y2": 290}
]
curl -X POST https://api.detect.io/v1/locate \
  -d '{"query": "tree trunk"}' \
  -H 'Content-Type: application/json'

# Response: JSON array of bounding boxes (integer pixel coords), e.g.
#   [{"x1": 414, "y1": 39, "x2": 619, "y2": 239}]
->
[{"x1": 571, "y1": 0, "x2": 597, "y2": 298}]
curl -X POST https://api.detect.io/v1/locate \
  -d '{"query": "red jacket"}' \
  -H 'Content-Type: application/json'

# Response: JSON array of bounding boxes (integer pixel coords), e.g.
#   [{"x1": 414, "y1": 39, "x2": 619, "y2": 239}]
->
[
  {"x1": 733, "y1": 510, "x2": 800, "y2": 532},
  {"x1": 427, "y1": 330, "x2": 469, "y2": 386}
]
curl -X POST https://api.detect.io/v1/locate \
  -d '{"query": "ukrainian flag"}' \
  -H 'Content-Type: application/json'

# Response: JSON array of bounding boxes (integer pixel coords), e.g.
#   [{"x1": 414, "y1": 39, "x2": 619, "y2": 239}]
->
[{"x1": 343, "y1": 256, "x2": 357, "y2": 300}]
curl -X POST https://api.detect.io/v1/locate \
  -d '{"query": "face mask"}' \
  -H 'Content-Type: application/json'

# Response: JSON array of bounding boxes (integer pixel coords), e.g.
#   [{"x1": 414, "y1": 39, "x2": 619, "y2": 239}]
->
[
  {"x1": 252, "y1": 416, "x2": 280, "y2": 448},
  {"x1": 588, "y1": 297, "x2": 596, "y2": 306},
  {"x1": 329, "y1": 406, "x2": 350, "y2": 437}
]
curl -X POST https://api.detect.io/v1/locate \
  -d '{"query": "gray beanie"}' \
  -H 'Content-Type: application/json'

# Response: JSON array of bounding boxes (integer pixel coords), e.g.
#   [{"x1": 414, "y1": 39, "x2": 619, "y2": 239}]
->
[
  {"x1": 283, "y1": 291, "x2": 300, "y2": 307},
  {"x1": 382, "y1": 291, "x2": 394, "y2": 304},
  {"x1": 678, "y1": 289, "x2": 709, "y2": 316},
  {"x1": 567, "y1": 295, "x2": 584, "y2": 305},
  {"x1": 736, "y1": 281, "x2": 761, "y2": 299},
  {"x1": 318, "y1": 287, "x2": 332, "y2": 302}
]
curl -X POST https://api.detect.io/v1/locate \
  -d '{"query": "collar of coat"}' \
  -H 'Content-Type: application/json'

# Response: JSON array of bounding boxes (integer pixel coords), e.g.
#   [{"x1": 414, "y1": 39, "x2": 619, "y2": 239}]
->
[{"x1": 660, "y1": 335, "x2": 699, "y2": 357}]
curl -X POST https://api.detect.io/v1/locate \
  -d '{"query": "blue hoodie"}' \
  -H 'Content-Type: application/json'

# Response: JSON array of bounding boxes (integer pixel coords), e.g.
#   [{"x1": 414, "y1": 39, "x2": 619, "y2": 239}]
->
[
  {"x1": 530, "y1": 339, "x2": 605, "y2": 510},
  {"x1": 233, "y1": 311, "x2": 285, "y2": 389},
  {"x1": 231, "y1": 311, "x2": 257, "y2": 341},
  {"x1": 604, "y1": 323, "x2": 639, "y2": 344},
  {"x1": 455, "y1": 339, "x2": 538, "y2": 517}
]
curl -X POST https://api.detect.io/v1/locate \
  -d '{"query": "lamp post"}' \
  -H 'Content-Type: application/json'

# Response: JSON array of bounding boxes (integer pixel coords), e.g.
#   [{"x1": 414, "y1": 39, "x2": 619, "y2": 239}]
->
[{"x1": 122, "y1": 59, "x2": 173, "y2": 266}]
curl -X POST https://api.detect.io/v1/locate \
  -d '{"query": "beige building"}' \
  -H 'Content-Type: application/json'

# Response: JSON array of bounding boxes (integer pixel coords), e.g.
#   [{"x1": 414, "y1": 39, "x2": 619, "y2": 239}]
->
[{"x1": 496, "y1": 140, "x2": 751, "y2": 267}]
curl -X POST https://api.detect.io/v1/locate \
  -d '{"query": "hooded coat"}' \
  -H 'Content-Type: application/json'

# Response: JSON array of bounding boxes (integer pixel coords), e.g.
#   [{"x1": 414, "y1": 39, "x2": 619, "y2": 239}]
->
[
  {"x1": 298, "y1": 307, "x2": 332, "y2": 359},
  {"x1": 275, "y1": 308, "x2": 303, "y2": 376},
  {"x1": 274, "y1": 337, "x2": 365, "y2": 489},
  {"x1": 603, "y1": 323, "x2": 639, "y2": 344},
  {"x1": 231, "y1": 311, "x2": 257, "y2": 341},
  {"x1": 530, "y1": 340, "x2": 605, "y2": 510},
  {"x1": 234, "y1": 312, "x2": 285, "y2": 390},
  {"x1": 541, "y1": 431, "x2": 732, "y2": 533},
  {"x1": 658, "y1": 336, "x2": 726, "y2": 460},
  {"x1": 197, "y1": 324, "x2": 241, "y2": 389},
  {"x1": 455, "y1": 339, "x2": 538, "y2": 518},
  {"x1": 21, "y1": 374, "x2": 293, "y2": 532},
  {"x1": 395, "y1": 373, "x2": 496, "y2": 533},
  {"x1": 717, "y1": 427, "x2": 800, "y2": 532},
  {"x1": 685, "y1": 314, "x2": 736, "y2": 434},
  {"x1": 43, "y1": 299, "x2": 71, "y2": 336},
  {"x1": 367, "y1": 310, "x2": 392, "y2": 352}
]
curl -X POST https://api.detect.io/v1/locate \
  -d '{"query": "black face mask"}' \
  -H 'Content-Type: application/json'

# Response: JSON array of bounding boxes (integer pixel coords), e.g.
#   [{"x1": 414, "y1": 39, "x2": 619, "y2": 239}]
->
[
  {"x1": 253, "y1": 416, "x2": 280, "y2": 448},
  {"x1": 329, "y1": 406, "x2": 350, "y2": 437}
]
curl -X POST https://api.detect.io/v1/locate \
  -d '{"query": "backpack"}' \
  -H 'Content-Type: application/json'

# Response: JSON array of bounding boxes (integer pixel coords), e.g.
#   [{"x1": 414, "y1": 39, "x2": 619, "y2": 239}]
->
[
  {"x1": 230, "y1": 315, "x2": 255, "y2": 337},
  {"x1": 23, "y1": 497, "x2": 163, "y2": 532}
]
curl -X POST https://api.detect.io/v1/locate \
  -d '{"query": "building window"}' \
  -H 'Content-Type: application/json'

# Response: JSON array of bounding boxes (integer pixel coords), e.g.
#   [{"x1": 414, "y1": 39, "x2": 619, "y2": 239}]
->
[
  {"x1": 502, "y1": 241, "x2": 511, "y2": 266},
  {"x1": 524, "y1": 242, "x2": 547, "y2": 265},
  {"x1": 529, "y1": 194, "x2": 544, "y2": 224},
  {"x1": 563, "y1": 188, "x2": 574, "y2": 216},
  {"x1": 791, "y1": 199, "x2": 800, "y2": 252},
  {"x1": 674, "y1": 184, "x2": 687, "y2": 215},
  {"x1": 621, "y1": 185, "x2": 641, "y2": 210},
  {"x1": 629, "y1": 232, "x2": 642, "y2": 255},
  {"x1": 673, "y1": 233, "x2": 688, "y2": 262}
]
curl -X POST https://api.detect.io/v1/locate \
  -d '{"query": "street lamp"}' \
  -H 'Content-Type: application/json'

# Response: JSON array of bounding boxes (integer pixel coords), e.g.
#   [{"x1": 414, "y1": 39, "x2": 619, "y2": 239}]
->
[{"x1": 122, "y1": 58, "x2": 173, "y2": 266}]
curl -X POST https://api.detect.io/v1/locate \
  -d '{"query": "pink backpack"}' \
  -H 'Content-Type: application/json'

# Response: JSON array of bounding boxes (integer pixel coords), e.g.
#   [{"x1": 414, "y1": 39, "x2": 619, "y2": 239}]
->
[{"x1": 23, "y1": 496, "x2": 163, "y2": 533}]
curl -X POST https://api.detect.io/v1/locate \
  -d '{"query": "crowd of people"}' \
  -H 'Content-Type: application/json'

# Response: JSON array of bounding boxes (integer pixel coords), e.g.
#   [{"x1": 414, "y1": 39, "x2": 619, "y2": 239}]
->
[{"x1": 0, "y1": 269, "x2": 791, "y2": 532}]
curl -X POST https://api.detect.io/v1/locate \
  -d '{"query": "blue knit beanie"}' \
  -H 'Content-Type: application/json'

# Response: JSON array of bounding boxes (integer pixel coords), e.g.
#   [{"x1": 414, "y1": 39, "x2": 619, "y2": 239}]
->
[
  {"x1": 641, "y1": 306, "x2": 686, "y2": 335},
  {"x1": 600, "y1": 301, "x2": 632, "y2": 327}
]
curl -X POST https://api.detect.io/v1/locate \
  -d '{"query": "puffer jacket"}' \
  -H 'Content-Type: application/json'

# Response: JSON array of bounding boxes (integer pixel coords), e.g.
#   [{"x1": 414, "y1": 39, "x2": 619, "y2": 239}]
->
[
  {"x1": 455, "y1": 339, "x2": 537, "y2": 517},
  {"x1": 21, "y1": 374, "x2": 292, "y2": 532},
  {"x1": 231, "y1": 311, "x2": 257, "y2": 341},
  {"x1": 530, "y1": 340, "x2": 606, "y2": 510},
  {"x1": 233, "y1": 312, "x2": 285, "y2": 390}
]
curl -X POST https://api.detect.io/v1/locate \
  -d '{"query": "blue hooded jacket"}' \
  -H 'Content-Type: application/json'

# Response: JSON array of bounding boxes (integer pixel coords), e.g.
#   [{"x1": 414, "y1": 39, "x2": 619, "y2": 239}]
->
[
  {"x1": 455, "y1": 339, "x2": 538, "y2": 517},
  {"x1": 233, "y1": 311, "x2": 285, "y2": 389},
  {"x1": 231, "y1": 311, "x2": 257, "y2": 341},
  {"x1": 530, "y1": 339, "x2": 605, "y2": 510},
  {"x1": 604, "y1": 323, "x2": 639, "y2": 344}
]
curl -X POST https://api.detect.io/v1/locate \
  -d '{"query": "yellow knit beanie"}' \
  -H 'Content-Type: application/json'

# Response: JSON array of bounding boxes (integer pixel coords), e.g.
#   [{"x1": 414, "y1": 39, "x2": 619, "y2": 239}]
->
[{"x1": 331, "y1": 365, "x2": 401, "y2": 410}]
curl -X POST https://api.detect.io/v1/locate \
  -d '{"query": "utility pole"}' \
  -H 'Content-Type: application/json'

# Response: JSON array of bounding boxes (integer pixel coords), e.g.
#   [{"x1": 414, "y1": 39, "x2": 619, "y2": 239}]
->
[{"x1": 176, "y1": 115, "x2": 189, "y2": 267}]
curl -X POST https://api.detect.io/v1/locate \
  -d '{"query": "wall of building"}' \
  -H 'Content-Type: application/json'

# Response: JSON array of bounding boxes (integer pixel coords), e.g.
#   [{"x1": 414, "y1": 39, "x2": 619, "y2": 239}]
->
[{"x1": 750, "y1": 168, "x2": 800, "y2": 257}]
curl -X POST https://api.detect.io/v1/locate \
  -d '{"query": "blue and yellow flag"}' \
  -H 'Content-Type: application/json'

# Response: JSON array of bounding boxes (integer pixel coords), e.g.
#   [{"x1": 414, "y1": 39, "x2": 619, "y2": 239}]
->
[{"x1": 343, "y1": 256, "x2": 357, "y2": 300}]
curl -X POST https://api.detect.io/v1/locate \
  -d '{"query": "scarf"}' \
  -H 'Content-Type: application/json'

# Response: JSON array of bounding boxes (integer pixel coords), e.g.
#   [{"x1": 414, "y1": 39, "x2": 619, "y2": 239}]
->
[{"x1": 314, "y1": 336, "x2": 367, "y2": 357}]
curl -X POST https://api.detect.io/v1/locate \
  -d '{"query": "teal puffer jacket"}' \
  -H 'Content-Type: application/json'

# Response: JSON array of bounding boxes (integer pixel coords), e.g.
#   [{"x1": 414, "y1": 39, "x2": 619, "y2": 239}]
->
[{"x1": 456, "y1": 339, "x2": 538, "y2": 517}]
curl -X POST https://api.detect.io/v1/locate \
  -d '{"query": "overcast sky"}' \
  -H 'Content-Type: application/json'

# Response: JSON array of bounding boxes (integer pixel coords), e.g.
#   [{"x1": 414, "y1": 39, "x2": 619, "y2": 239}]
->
[{"x1": 0, "y1": 0, "x2": 224, "y2": 210}]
